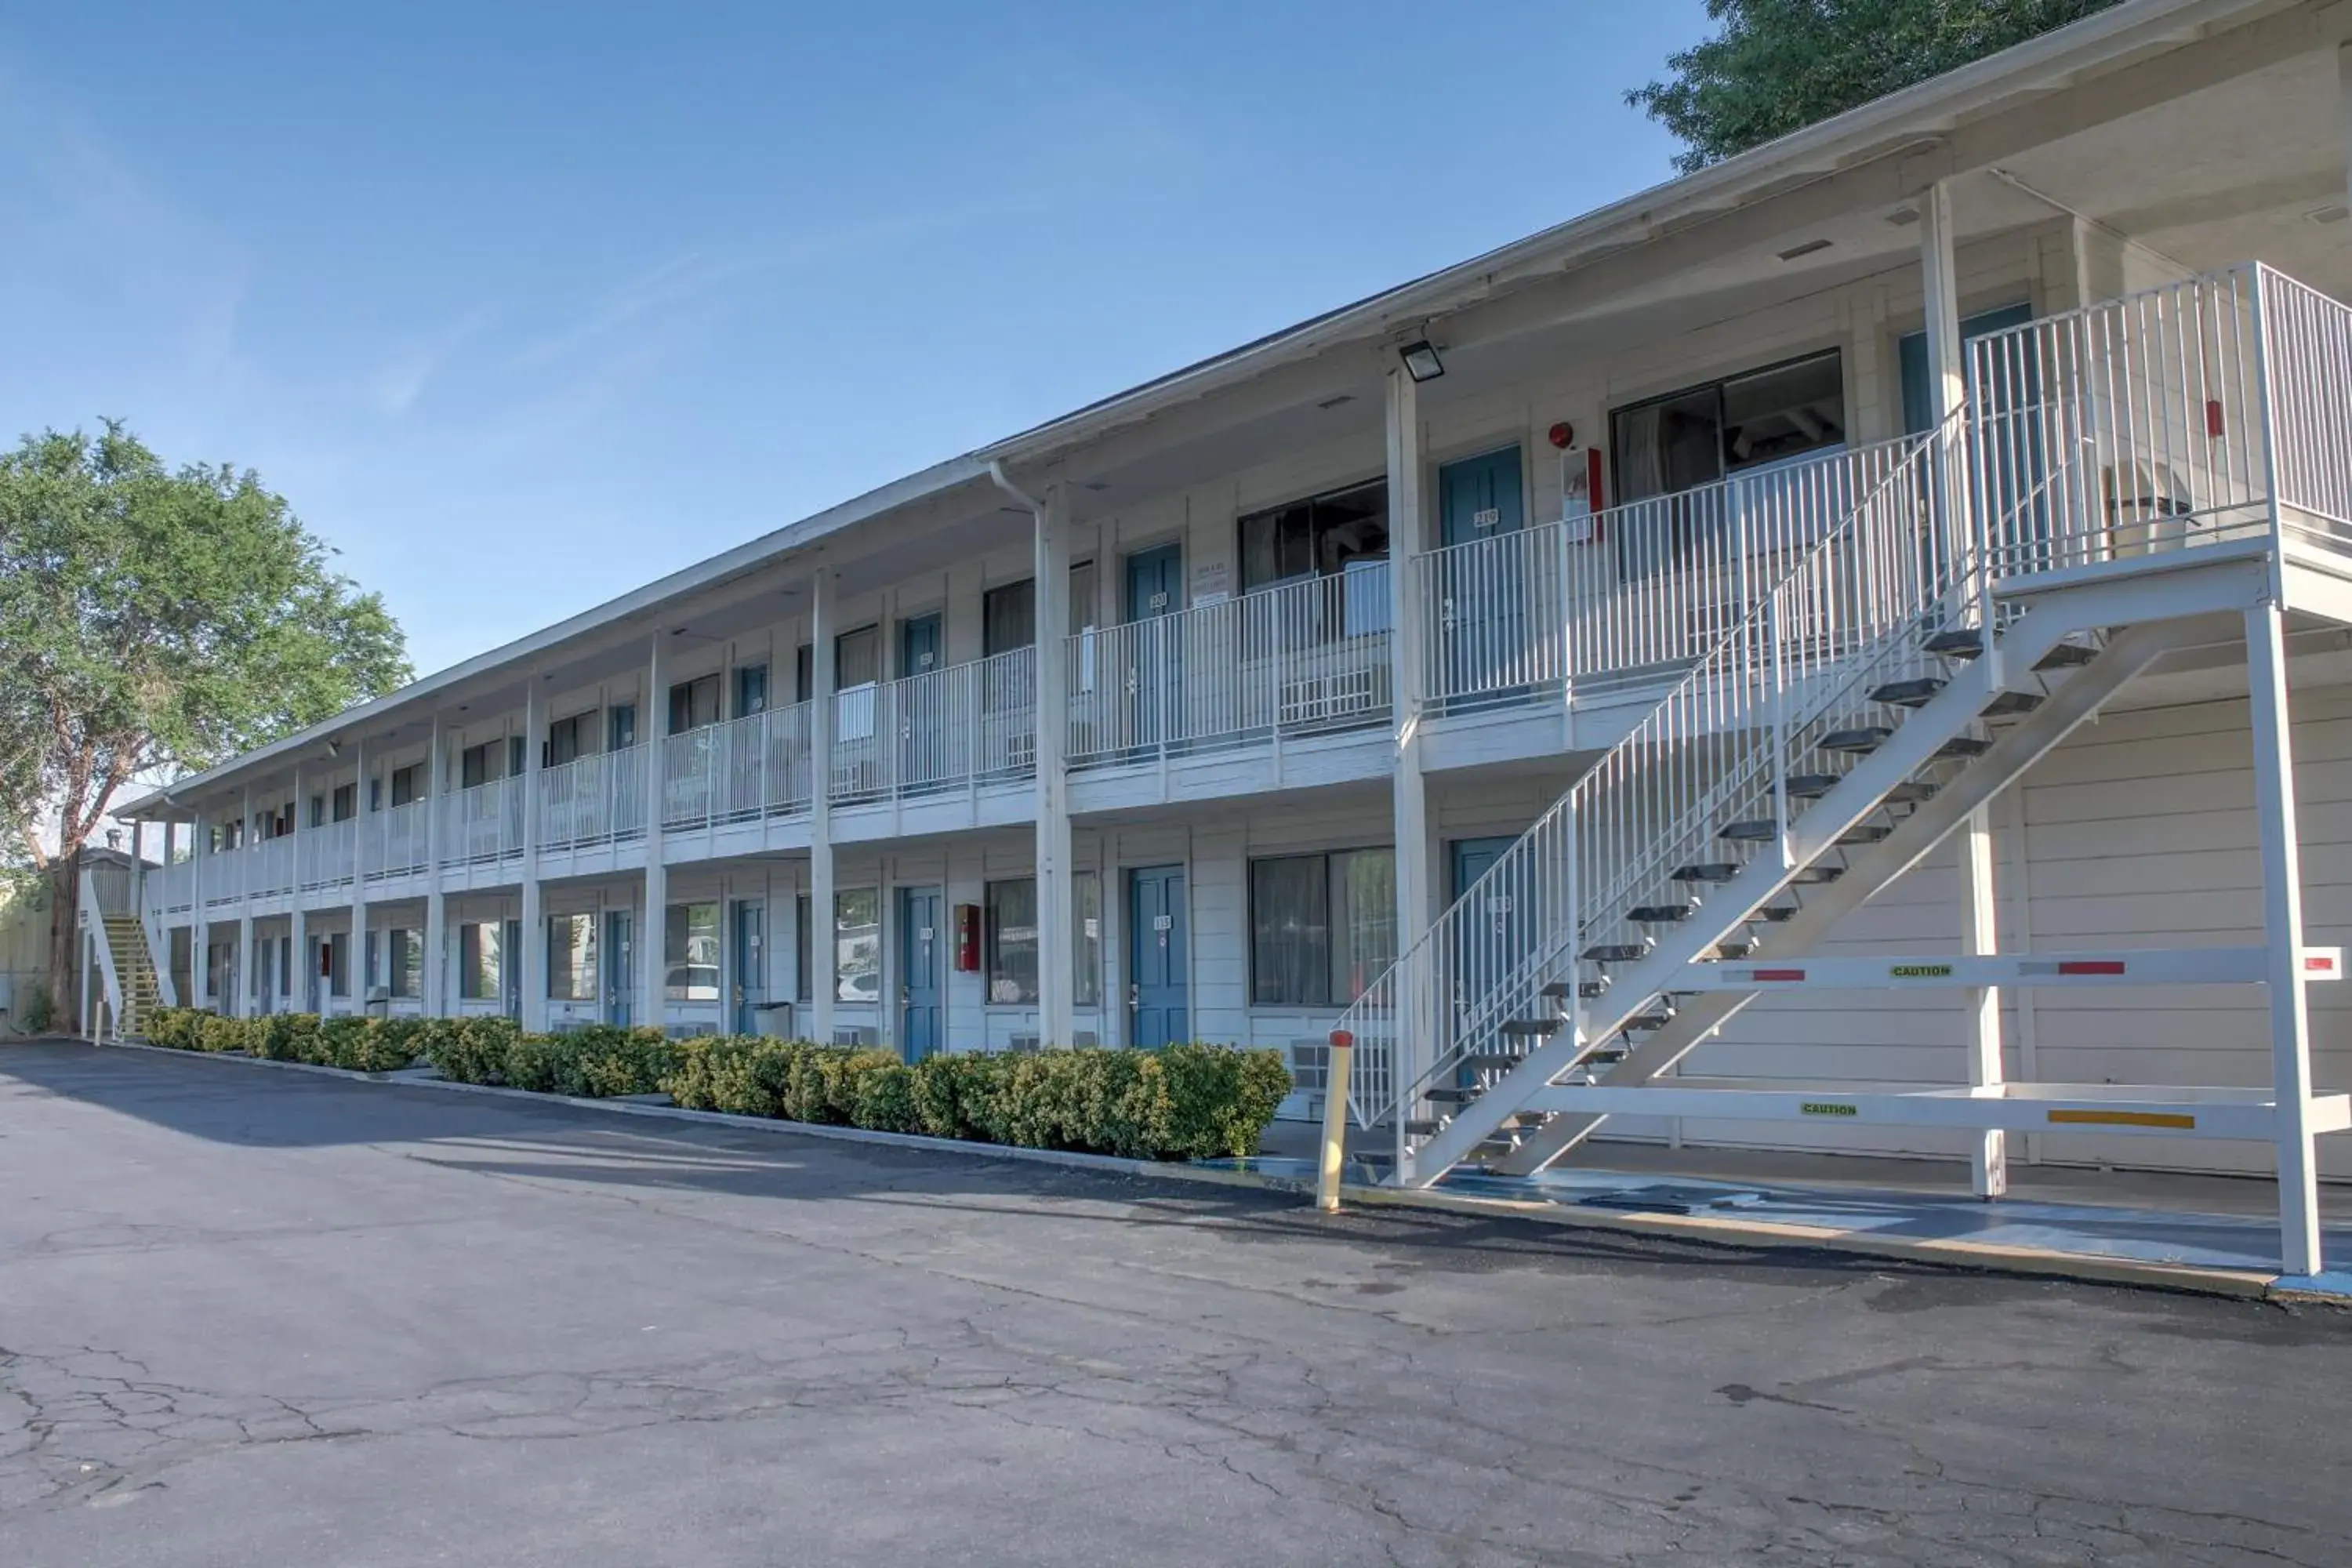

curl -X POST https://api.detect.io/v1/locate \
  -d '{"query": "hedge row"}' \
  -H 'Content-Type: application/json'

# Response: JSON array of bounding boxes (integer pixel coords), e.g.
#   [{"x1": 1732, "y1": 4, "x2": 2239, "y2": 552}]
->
[
  {"x1": 138, "y1": 1007, "x2": 1290, "y2": 1160},
  {"x1": 660, "y1": 1036, "x2": 1291, "y2": 1160}
]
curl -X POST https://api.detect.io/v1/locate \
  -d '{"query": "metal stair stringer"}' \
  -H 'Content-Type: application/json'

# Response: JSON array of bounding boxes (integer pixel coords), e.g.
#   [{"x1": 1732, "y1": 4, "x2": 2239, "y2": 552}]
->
[{"x1": 1492, "y1": 612, "x2": 2216, "y2": 1177}]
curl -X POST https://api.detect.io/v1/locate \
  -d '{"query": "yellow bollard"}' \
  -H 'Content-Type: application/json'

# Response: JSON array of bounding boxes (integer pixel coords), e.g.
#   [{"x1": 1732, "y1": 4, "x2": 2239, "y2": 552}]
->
[{"x1": 1316, "y1": 1030, "x2": 1353, "y2": 1213}]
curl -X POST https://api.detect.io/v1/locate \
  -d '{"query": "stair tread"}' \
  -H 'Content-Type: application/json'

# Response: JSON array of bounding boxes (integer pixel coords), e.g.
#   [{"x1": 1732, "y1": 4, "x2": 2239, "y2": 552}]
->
[
  {"x1": 1582, "y1": 942, "x2": 1652, "y2": 963},
  {"x1": 1820, "y1": 727, "x2": 1895, "y2": 753},
  {"x1": 1628, "y1": 903, "x2": 1696, "y2": 923},
  {"x1": 1870, "y1": 677, "x2": 1946, "y2": 707},
  {"x1": 2036, "y1": 642, "x2": 2098, "y2": 670},
  {"x1": 1672, "y1": 862, "x2": 1742, "y2": 884}
]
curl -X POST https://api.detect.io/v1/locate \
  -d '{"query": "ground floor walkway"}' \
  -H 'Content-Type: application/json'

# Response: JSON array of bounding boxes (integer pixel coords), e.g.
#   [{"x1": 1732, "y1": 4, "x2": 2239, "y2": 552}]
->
[{"x1": 4, "y1": 1040, "x2": 2350, "y2": 1566}]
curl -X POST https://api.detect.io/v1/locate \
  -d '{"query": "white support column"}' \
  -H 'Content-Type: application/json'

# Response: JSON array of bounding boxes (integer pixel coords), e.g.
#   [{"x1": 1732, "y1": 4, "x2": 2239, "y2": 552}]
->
[
  {"x1": 519, "y1": 684, "x2": 545, "y2": 1032},
  {"x1": 1918, "y1": 177, "x2": 1983, "y2": 641},
  {"x1": 641, "y1": 635, "x2": 669, "y2": 1035},
  {"x1": 2248, "y1": 601, "x2": 2322, "y2": 1279},
  {"x1": 238, "y1": 786, "x2": 256, "y2": 1018},
  {"x1": 349, "y1": 739, "x2": 368, "y2": 1018},
  {"x1": 1385, "y1": 361, "x2": 1433, "y2": 1153},
  {"x1": 423, "y1": 716, "x2": 448, "y2": 1016},
  {"x1": 191, "y1": 808, "x2": 209, "y2": 1010},
  {"x1": 1961, "y1": 807, "x2": 2007, "y2": 1199},
  {"x1": 2339, "y1": 42, "x2": 2352, "y2": 219},
  {"x1": 811, "y1": 570, "x2": 838, "y2": 1045},
  {"x1": 1034, "y1": 483, "x2": 1076, "y2": 1049},
  {"x1": 290, "y1": 770, "x2": 307, "y2": 1014}
]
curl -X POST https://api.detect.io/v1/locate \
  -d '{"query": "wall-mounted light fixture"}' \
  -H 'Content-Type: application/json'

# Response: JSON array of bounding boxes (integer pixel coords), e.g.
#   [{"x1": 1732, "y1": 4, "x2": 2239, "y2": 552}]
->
[{"x1": 1399, "y1": 339, "x2": 1446, "y2": 383}]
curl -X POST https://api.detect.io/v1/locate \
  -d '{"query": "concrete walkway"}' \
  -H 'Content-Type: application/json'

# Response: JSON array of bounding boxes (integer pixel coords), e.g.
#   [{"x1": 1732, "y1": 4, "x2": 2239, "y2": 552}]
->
[{"x1": 1247, "y1": 1125, "x2": 2352, "y2": 1298}]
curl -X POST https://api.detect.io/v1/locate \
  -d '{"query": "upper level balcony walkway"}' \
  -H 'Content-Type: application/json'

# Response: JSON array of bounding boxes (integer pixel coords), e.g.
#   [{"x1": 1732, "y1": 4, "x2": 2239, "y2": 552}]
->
[{"x1": 145, "y1": 264, "x2": 2352, "y2": 924}]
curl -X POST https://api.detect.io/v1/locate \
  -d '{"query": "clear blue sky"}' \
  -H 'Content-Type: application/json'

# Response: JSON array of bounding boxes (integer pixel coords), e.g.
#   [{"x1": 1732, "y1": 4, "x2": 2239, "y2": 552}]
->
[{"x1": 2, "y1": 2, "x2": 1709, "y2": 677}]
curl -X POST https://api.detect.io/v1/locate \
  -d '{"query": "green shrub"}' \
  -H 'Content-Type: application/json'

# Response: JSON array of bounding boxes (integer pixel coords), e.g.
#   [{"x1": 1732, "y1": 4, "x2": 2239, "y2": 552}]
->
[
  {"x1": 197, "y1": 1013, "x2": 251, "y2": 1053},
  {"x1": 1160, "y1": 1044, "x2": 1294, "y2": 1159},
  {"x1": 21, "y1": 981, "x2": 55, "y2": 1035}
]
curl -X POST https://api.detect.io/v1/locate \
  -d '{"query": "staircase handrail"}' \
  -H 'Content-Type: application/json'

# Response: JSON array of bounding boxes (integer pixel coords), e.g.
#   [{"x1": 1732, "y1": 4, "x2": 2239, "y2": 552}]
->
[{"x1": 1336, "y1": 415, "x2": 1969, "y2": 1129}]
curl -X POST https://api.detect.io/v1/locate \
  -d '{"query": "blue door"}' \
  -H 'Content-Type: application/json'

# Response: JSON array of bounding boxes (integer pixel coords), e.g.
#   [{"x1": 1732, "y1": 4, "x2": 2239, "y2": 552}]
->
[
  {"x1": 604, "y1": 910, "x2": 634, "y2": 1026},
  {"x1": 898, "y1": 885, "x2": 943, "y2": 1060},
  {"x1": 897, "y1": 613, "x2": 946, "y2": 789},
  {"x1": 1127, "y1": 865, "x2": 1188, "y2": 1047},
  {"x1": 1123, "y1": 543, "x2": 1184, "y2": 753},
  {"x1": 731, "y1": 901, "x2": 765, "y2": 1035},
  {"x1": 502, "y1": 917, "x2": 522, "y2": 1022},
  {"x1": 1438, "y1": 448, "x2": 1528, "y2": 702},
  {"x1": 1902, "y1": 303, "x2": 2042, "y2": 564},
  {"x1": 1450, "y1": 837, "x2": 1531, "y2": 1061}
]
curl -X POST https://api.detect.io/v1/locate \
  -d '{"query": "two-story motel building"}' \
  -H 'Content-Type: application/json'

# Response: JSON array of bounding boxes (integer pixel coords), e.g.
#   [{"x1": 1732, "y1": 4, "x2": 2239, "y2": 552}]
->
[{"x1": 96, "y1": 1, "x2": 2352, "y2": 1254}]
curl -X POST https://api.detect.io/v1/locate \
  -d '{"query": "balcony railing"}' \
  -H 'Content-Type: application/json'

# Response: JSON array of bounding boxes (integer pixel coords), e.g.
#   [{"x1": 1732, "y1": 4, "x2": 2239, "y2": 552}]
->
[
  {"x1": 829, "y1": 648, "x2": 1036, "y2": 804},
  {"x1": 662, "y1": 702, "x2": 813, "y2": 832},
  {"x1": 367, "y1": 797, "x2": 434, "y2": 878},
  {"x1": 539, "y1": 743, "x2": 648, "y2": 851},
  {"x1": 442, "y1": 777, "x2": 524, "y2": 866},
  {"x1": 1065, "y1": 568, "x2": 1392, "y2": 768}
]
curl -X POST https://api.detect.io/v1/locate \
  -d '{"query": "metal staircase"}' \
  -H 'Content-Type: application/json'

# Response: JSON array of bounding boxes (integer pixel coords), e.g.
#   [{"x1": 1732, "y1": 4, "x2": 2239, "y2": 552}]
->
[
  {"x1": 78, "y1": 863, "x2": 162, "y2": 1042},
  {"x1": 1338, "y1": 261, "x2": 2352, "y2": 1195}
]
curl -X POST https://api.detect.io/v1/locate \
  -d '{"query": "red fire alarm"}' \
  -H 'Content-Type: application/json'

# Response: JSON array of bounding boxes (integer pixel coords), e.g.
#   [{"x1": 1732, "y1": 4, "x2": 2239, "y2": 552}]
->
[
  {"x1": 1547, "y1": 421, "x2": 1576, "y2": 450},
  {"x1": 2205, "y1": 399, "x2": 2227, "y2": 438},
  {"x1": 954, "y1": 904, "x2": 981, "y2": 972}
]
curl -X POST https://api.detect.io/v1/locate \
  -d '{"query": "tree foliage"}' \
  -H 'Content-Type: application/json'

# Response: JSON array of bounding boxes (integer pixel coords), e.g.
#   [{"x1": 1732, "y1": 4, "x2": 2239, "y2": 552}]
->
[
  {"x1": 1631, "y1": 0, "x2": 2125, "y2": 173},
  {"x1": 0, "y1": 421, "x2": 411, "y2": 991}
]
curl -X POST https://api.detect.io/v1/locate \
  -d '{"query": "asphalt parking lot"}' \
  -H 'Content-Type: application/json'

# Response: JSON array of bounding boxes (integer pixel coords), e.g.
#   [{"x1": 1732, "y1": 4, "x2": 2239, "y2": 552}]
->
[{"x1": 4, "y1": 1039, "x2": 2347, "y2": 1566}]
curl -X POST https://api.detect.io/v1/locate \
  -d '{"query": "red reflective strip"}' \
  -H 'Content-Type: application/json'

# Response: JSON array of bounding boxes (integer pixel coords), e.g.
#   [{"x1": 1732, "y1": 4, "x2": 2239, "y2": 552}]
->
[
  {"x1": 2058, "y1": 960, "x2": 2127, "y2": 975},
  {"x1": 1754, "y1": 968, "x2": 1807, "y2": 982},
  {"x1": 2307, "y1": 956, "x2": 2338, "y2": 974}
]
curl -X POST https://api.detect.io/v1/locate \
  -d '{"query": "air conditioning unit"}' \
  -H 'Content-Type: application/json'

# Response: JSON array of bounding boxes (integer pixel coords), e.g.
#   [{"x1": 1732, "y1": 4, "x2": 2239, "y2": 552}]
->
[
  {"x1": 1008, "y1": 1033, "x2": 1042, "y2": 1053},
  {"x1": 832, "y1": 1025, "x2": 878, "y2": 1047},
  {"x1": 1072, "y1": 1030, "x2": 1098, "y2": 1048}
]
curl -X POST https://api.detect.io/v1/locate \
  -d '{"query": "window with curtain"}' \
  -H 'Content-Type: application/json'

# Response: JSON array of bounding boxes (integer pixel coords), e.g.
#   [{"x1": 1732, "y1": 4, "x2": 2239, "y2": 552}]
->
[
  {"x1": 665, "y1": 902, "x2": 719, "y2": 1000},
  {"x1": 608, "y1": 703, "x2": 638, "y2": 752},
  {"x1": 459, "y1": 742, "x2": 500, "y2": 789},
  {"x1": 1250, "y1": 849, "x2": 1396, "y2": 1007},
  {"x1": 983, "y1": 579, "x2": 1036, "y2": 657},
  {"x1": 1073, "y1": 870, "x2": 1102, "y2": 1010},
  {"x1": 667, "y1": 674, "x2": 720, "y2": 735},
  {"x1": 986, "y1": 879, "x2": 1039, "y2": 1005},
  {"x1": 834, "y1": 888, "x2": 880, "y2": 1003},
  {"x1": 1238, "y1": 480, "x2": 1389, "y2": 588},
  {"x1": 387, "y1": 927, "x2": 423, "y2": 999},
  {"x1": 331, "y1": 782, "x2": 356, "y2": 822},
  {"x1": 545, "y1": 712, "x2": 596, "y2": 768},
  {"x1": 388, "y1": 764, "x2": 424, "y2": 808},
  {"x1": 548, "y1": 913, "x2": 598, "y2": 1001},
  {"x1": 460, "y1": 922, "x2": 503, "y2": 1000}
]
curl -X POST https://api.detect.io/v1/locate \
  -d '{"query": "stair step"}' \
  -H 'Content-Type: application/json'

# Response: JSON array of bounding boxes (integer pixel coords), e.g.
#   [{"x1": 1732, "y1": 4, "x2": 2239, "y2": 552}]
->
[
  {"x1": 1924, "y1": 628, "x2": 1986, "y2": 659},
  {"x1": 1837, "y1": 825, "x2": 1892, "y2": 847},
  {"x1": 1671, "y1": 862, "x2": 1742, "y2": 884},
  {"x1": 1788, "y1": 866, "x2": 1846, "y2": 885},
  {"x1": 1426, "y1": 1086, "x2": 1481, "y2": 1105},
  {"x1": 1461, "y1": 1054, "x2": 1530, "y2": 1071},
  {"x1": 1498, "y1": 1018, "x2": 1562, "y2": 1038},
  {"x1": 1628, "y1": 902, "x2": 1697, "y2": 924},
  {"x1": 1883, "y1": 781, "x2": 1936, "y2": 804},
  {"x1": 2036, "y1": 641, "x2": 2098, "y2": 670},
  {"x1": 1788, "y1": 773, "x2": 1842, "y2": 799},
  {"x1": 1582, "y1": 1047, "x2": 1630, "y2": 1065},
  {"x1": 1758, "y1": 904, "x2": 1798, "y2": 923},
  {"x1": 1579, "y1": 979, "x2": 1610, "y2": 1000},
  {"x1": 1820, "y1": 727, "x2": 1895, "y2": 754},
  {"x1": 1706, "y1": 940, "x2": 1759, "y2": 960},
  {"x1": 1720, "y1": 818, "x2": 1778, "y2": 843},
  {"x1": 1935, "y1": 736, "x2": 1992, "y2": 760},
  {"x1": 1624, "y1": 1008, "x2": 1675, "y2": 1030},
  {"x1": 1582, "y1": 942, "x2": 1652, "y2": 964},
  {"x1": 1981, "y1": 690, "x2": 2045, "y2": 718},
  {"x1": 1538, "y1": 980, "x2": 1574, "y2": 1000},
  {"x1": 1870, "y1": 677, "x2": 1946, "y2": 707}
]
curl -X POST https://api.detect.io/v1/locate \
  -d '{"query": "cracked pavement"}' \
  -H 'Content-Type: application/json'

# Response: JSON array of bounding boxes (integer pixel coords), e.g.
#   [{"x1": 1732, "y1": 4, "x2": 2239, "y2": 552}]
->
[{"x1": 2, "y1": 1041, "x2": 2349, "y2": 1566}]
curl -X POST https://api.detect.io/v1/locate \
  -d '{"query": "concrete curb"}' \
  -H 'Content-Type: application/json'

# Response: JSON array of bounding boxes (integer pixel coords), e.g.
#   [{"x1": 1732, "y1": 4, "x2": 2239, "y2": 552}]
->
[{"x1": 75, "y1": 1037, "x2": 2332, "y2": 1306}]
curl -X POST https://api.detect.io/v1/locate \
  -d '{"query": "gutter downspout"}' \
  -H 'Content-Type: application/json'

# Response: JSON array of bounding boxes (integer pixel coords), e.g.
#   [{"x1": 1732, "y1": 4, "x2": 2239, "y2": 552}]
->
[{"x1": 988, "y1": 459, "x2": 1044, "y2": 514}]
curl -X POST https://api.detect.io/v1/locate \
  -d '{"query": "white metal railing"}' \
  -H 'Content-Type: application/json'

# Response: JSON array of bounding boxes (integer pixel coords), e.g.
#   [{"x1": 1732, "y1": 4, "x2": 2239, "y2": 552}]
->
[
  {"x1": 441, "y1": 777, "x2": 524, "y2": 866},
  {"x1": 824, "y1": 650, "x2": 1036, "y2": 804},
  {"x1": 661, "y1": 703, "x2": 813, "y2": 832},
  {"x1": 79, "y1": 868, "x2": 125, "y2": 1041},
  {"x1": 2263, "y1": 268, "x2": 2352, "y2": 541},
  {"x1": 303, "y1": 816, "x2": 358, "y2": 890},
  {"x1": 539, "y1": 745, "x2": 648, "y2": 850},
  {"x1": 1416, "y1": 437, "x2": 1934, "y2": 712},
  {"x1": 368, "y1": 798, "x2": 434, "y2": 877},
  {"x1": 1066, "y1": 568, "x2": 1392, "y2": 767},
  {"x1": 154, "y1": 858, "x2": 194, "y2": 916},
  {"x1": 250, "y1": 833, "x2": 296, "y2": 898},
  {"x1": 1336, "y1": 420, "x2": 1958, "y2": 1133},
  {"x1": 1968, "y1": 264, "x2": 2273, "y2": 581}
]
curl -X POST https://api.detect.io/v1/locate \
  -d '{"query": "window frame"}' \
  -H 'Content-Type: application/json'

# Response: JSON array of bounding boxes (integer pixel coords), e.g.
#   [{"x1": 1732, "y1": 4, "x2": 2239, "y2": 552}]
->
[
  {"x1": 1247, "y1": 848, "x2": 1397, "y2": 1009},
  {"x1": 985, "y1": 877, "x2": 1039, "y2": 1007},
  {"x1": 833, "y1": 887, "x2": 880, "y2": 1004},
  {"x1": 547, "y1": 912, "x2": 599, "y2": 1002},
  {"x1": 664, "y1": 902, "x2": 720, "y2": 1002}
]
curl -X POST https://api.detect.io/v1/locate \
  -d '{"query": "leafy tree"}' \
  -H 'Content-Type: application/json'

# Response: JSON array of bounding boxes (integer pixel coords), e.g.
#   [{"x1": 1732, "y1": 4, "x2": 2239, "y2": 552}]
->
[
  {"x1": 1631, "y1": 0, "x2": 2125, "y2": 172},
  {"x1": 0, "y1": 421, "x2": 411, "y2": 1006}
]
